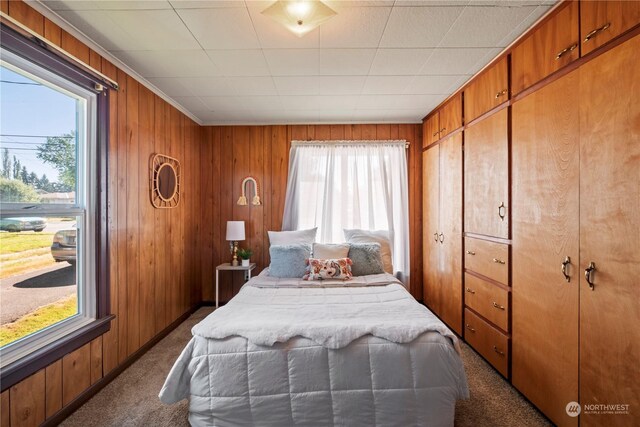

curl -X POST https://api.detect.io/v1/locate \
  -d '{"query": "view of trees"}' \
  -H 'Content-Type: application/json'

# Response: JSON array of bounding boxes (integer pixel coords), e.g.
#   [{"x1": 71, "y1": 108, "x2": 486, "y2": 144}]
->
[{"x1": 0, "y1": 132, "x2": 75, "y2": 195}]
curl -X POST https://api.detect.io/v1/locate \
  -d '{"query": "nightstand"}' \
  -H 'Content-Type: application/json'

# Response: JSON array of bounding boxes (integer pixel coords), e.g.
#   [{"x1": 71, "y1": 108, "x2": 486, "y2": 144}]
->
[{"x1": 215, "y1": 263, "x2": 256, "y2": 308}]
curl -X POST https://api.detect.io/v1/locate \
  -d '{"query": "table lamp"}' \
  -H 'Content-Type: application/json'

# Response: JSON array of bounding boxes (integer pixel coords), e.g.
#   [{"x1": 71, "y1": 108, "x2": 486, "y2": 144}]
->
[{"x1": 226, "y1": 221, "x2": 245, "y2": 266}]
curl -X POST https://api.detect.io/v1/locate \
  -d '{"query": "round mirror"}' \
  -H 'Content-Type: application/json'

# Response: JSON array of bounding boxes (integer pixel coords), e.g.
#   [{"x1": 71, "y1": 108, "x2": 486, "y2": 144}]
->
[{"x1": 157, "y1": 163, "x2": 177, "y2": 201}]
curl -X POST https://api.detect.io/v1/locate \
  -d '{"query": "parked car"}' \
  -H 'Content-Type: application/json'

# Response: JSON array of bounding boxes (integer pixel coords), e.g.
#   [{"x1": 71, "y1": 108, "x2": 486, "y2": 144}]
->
[
  {"x1": 51, "y1": 226, "x2": 76, "y2": 265},
  {"x1": 0, "y1": 217, "x2": 47, "y2": 232}
]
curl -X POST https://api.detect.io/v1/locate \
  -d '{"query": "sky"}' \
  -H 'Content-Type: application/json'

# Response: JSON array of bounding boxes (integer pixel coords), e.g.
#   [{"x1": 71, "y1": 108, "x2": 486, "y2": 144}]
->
[{"x1": 0, "y1": 64, "x2": 78, "y2": 183}]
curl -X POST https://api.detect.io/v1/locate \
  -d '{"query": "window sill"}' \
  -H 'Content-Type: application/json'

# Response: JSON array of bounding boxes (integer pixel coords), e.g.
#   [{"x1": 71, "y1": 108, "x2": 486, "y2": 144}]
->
[{"x1": 0, "y1": 314, "x2": 114, "y2": 391}]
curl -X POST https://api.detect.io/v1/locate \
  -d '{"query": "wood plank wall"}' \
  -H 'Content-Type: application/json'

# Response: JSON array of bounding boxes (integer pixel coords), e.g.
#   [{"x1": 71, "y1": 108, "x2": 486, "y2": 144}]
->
[
  {"x1": 0, "y1": 2, "x2": 202, "y2": 426},
  {"x1": 200, "y1": 124, "x2": 423, "y2": 303}
]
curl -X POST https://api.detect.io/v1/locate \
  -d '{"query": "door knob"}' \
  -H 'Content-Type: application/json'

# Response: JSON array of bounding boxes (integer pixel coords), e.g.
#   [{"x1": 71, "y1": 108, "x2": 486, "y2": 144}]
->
[
  {"x1": 434, "y1": 232, "x2": 438, "y2": 242},
  {"x1": 438, "y1": 233, "x2": 444, "y2": 243}
]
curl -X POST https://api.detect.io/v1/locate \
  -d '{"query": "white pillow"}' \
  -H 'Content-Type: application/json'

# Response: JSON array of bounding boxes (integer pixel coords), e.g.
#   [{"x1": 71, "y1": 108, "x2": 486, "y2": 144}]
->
[
  {"x1": 268, "y1": 228, "x2": 317, "y2": 246},
  {"x1": 343, "y1": 229, "x2": 393, "y2": 274},
  {"x1": 312, "y1": 243, "x2": 350, "y2": 259}
]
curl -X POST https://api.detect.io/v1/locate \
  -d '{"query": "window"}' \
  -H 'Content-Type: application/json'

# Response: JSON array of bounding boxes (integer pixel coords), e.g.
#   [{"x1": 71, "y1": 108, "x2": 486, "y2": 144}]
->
[
  {"x1": 0, "y1": 21, "x2": 111, "y2": 387},
  {"x1": 282, "y1": 141, "x2": 410, "y2": 277}
]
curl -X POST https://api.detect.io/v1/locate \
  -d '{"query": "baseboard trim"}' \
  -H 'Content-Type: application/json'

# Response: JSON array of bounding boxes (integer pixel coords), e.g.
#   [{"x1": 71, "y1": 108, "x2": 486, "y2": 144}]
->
[{"x1": 42, "y1": 304, "x2": 201, "y2": 427}]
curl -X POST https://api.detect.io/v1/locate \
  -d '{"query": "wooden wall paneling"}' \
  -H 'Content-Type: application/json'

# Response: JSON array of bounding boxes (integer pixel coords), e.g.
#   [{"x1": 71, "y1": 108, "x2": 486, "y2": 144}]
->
[
  {"x1": 249, "y1": 126, "x2": 266, "y2": 272},
  {"x1": 138, "y1": 86, "x2": 155, "y2": 344},
  {"x1": 61, "y1": 344, "x2": 90, "y2": 406},
  {"x1": 102, "y1": 58, "x2": 119, "y2": 375},
  {"x1": 349, "y1": 124, "x2": 363, "y2": 140},
  {"x1": 230, "y1": 127, "x2": 252, "y2": 297},
  {"x1": 314, "y1": 125, "x2": 331, "y2": 140},
  {"x1": 1, "y1": 0, "x2": 8, "y2": 14},
  {"x1": 189, "y1": 121, "x2": 202, "y2": 308},
  {"x1": 464, "y1": 108, "x2": 509, "y2": 239},
  {"x1": 579, "y1": 35, "x2": 640, "y2": 427},
  {"x1": 44, "y1": 361, "x2": 62, "y2": 419},
  {"x1": 7, "y1": 0, "x2": 43, "y2": 35},
  {"x1": 211, "y1": 127, "x2": 222, "y2": 294},
  {"x1": 511, "y1": 70, "x2": 580, "y2": 427},
  {"x1": 116, "y1": 68, "x2": 129, "y2": 365},
  {"x1": 330, "y1": 124, "x2": 345, "y2": 140},
  {"x1": 153, "y1": 96, "x2": 168, "y2": 332},
  {"x1": 580, "y1": 0, "x2": 640, "y2": 55},
  {"x1": 125, "y1": 75, "x2": 140, "y2": 357},
  {"x1": 511, "y1": 1, "x2": 579, "y2": 95},
  {"x1": 43, "y1": 19, "x2": 61, "y2": 47},
  {"x1": 438, "y1": 133, "x2": 463, "y2": 334},
  {"x1": 463, "y1": 57, "x2": 508, "y2": 121},
  {"x1": 219, "y1": 127, "x2": 235, "y2": 302},
  {"x1": 422, "y1": 145, "x2": 440, "y2": 314},
  {"x1": 89, "y1": 337, "x2": 103, "y2": 385},
  {"x1": 361, "y1": 124, "x2": 377, "y2": 140},
  {"x1": 1, "y1": 390, "x2": 8, "y2": 427},
  {"x1": 375, "y1": 124, "x2": 391, "y2": 140},
  {"x1": 289, "y1": 125, "x2": 308, "y2": 142},
  {"x1": 168, "y1": 107, "x2": 181, "y2": 320},
  {"x1": 200, "y1": 128, "x2": 214, "y2": 302},
  {"x1": 9, "y1": 370, "x2": 45, "y2": 427},
  {"x1": 88, "y1": 49, "x2": 101, "y2": 70},
  {"x1": 60, "y1": 30, "x2": 90, "y2": 64},
  {"x1": 176, "y1": 112, "x2": 186, "y2": 316}
]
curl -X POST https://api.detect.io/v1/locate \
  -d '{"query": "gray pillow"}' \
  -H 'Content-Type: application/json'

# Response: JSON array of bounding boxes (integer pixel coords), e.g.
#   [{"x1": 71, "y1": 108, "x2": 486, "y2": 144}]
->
[
  {"x1": 348, "y1": 243, "x2": 385, "y2": 276},
  {"x1": 269, "y1": 244, "x2": 311, "y2": 278}
]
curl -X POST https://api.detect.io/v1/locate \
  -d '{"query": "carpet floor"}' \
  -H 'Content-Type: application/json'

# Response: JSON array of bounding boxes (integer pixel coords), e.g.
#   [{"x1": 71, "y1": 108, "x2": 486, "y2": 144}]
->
[{"x1": 61, "y1": 308, "x2": 551, "y2": 427}]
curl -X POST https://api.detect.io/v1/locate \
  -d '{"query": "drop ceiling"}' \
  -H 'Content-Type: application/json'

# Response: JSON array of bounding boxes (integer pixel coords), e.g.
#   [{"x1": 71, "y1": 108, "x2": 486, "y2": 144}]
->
[{"x1": 40, "y1": 0, "x2": 554, "y2": 125}]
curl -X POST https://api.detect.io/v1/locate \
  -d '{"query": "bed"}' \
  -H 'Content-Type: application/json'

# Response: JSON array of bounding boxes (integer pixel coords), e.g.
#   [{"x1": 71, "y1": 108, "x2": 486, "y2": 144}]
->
[{"x1": 160, "y1": 272, "x2": 469, "y2": 426}]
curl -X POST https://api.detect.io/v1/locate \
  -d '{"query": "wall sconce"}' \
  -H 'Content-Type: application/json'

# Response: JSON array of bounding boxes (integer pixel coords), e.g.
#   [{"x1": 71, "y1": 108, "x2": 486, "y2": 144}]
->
[{"x1": 237, "y1": 176, "x2": 262, "y2": 206}]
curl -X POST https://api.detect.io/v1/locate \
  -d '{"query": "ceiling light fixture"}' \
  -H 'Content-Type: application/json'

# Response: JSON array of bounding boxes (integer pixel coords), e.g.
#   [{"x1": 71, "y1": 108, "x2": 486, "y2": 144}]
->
[{"x1": 261, "y1": 0, "x2": 337, "y2": 38}]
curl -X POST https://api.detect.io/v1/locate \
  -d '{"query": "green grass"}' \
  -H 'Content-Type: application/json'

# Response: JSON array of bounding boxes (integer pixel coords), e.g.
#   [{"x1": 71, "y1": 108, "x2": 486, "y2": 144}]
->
[
  {"x1": 0, "y1": 232, "x2": 54, "y2": 254},
  {"x1": 0, "y1": 295, "x2": 77, "y2": 347}
]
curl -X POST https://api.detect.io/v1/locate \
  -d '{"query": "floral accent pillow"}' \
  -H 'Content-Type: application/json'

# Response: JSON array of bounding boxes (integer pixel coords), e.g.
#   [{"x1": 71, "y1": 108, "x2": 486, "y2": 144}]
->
[{"x1": 303, "y1": 258, "x2": 353, "y2": 281}]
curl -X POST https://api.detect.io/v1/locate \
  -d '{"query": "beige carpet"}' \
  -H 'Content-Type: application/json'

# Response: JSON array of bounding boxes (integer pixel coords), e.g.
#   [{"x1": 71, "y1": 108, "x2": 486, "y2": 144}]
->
[{"x1": 62, "y1": 307, "x2": 551, "y2": 427}]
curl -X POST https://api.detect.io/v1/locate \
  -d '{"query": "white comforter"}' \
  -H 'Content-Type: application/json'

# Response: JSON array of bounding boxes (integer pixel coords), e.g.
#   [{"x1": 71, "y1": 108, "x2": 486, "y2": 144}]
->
[{"x1": 160, "y1": 273, "x2": 469, "y2": 426}]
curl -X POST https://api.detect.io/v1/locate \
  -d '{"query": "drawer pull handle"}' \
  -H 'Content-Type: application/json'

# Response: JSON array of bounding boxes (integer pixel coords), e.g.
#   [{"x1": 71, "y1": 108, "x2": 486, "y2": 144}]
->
[
  {"x1": 555, "y1": 43, "x2": 577, "y2": 60},
  {"x1": 585, "y1": 262, "x2": 596, "y2": 291},
  {"x1": 492, "y1": 258, "x2": 505, "y2": 265},
  {"x1": 440, "y1": 127, "x2": 446, "y2": 133},
  {"x1": 584, "y1": 23, "x2": 611, "y2": 43},
  {"x1": 434, "y1": 232, "x2": 439, "y2": 242},
  {"x1": 466, "y1": 250, "x2": 476, "y2": 256},
  {"x1": 498, "y1": 202, "x2": 506, "y2": 221},
  {"x1": 438, "y1": 233, "x2": 444, "y2": 243},
  {"x1": 562, "y1": 256, "x2": 571, "y2": 282},
  {"x1": 495, "y1": 89, "x2": 507, "y2": 99},
  {"x1": 493, "y1": 346, "x2": 505, "y2": 356},
  {"x1": 492, "y1": 302, "x2": 505, "y2": 310},
  {"x1": 433, "y1": 131, "x2": 440, "y2": 137},
  {"x1": 466, "y1": 287, "x2": 475, "y2": 294},
  {"x1": 466, "y1": 324, "x2": 476, "y2": 333}
]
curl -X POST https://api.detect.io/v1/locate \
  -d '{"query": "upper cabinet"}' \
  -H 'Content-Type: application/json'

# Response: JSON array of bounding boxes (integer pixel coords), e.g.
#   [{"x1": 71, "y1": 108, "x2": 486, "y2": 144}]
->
[
  {"x1": 423, "y1": 113, "x2": 440, "y2": 148},
  {"x1": 580, "y1": 0, "x2": 640, "y2": 55},
  {"x1": 511, "y1": 1, "x2": 579, "y2": 95},
  {"x1": 422, "y1": 94, "x2": 462, "y2": 148},
  {"x1": 464, "y1": 57, "x2": 508, "y2": 122}
]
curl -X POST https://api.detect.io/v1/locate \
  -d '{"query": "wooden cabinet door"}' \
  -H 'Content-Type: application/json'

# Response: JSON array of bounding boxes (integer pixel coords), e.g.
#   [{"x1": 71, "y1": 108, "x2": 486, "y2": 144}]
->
[
  {"x1": 423, "y1": 113, "x2": 440, "y2": 147},
  {"x1": 464, "y1": 108, "x2": 509, "y2": 239},
  {"x1": 512, "y1": 71, "x2": 580, "y2": 427},
  {"x1": 464, "y1": 57, "x2": 508, "y2": 122},
  {"x1": 511, "y1": 1, "x2": 579, "y2": 95},
  {"x1": 422, "y1": 146, "x2": 441, "y2": 314},
  {"x1": 581, "y1": 0, "x2": 640, "y2": 55},
  {"x1": 438, "y1": 133, "x2": 462, "y2": 334},
  {"x1": 439, "y1": 94, "x2": 462, "y2": 139},
  {"x1": 579, "y1": 34, "x2": 640, "y2": 427}
]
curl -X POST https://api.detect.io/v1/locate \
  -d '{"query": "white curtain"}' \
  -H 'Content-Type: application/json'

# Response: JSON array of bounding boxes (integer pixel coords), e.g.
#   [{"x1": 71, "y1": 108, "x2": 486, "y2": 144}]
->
[{"x1": 282, "y1": 141, "x2": 410, "y2": 279}]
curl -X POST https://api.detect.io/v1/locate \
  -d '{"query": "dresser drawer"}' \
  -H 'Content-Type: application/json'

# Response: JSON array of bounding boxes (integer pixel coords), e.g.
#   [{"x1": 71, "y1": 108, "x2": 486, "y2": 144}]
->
[
  {"x1": 464, "y1": 308, "x2": 510, "y2": 377},
  {"x1": 464, "y1": 273, "x2": 509, "y2": 332},
  {"x1": 464, "y1": 237, "x2": 509, "y2": 285}
]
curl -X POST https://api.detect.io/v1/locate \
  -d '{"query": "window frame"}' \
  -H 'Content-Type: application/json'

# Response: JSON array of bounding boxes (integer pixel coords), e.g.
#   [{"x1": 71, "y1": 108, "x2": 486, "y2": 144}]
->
[{"x1": 0, "y1": 21, "x2": 112, "y2": 391}]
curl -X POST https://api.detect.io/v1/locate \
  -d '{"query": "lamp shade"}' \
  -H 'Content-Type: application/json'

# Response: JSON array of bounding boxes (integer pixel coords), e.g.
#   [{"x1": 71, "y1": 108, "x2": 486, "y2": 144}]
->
[
  {"x1": 262, "y1": 0, "x2": 337, "y2": 37},
  {"x1": 226, "y1": 221, "x2": 246, "y2": 241}
]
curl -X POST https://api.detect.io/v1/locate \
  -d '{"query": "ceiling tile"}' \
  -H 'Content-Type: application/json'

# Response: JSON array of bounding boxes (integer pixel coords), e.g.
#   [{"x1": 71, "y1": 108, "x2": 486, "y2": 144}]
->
[
  {"x1": 318, "y1": 76, "x2": 367, "y2": 95},
  {"x1": 205, "y1": 50, "x2": 270, "y2": 76},
  {"x1": 176, "y1": 7, "x2": 260, "y2": 49},
  {"x1": 439, "y1": 5, "x2": 538, "y2": 47},
  {"x1": 179, "y1": 77, "x2": 237, "y2": 96},
  {"x1": 263, "y1": 49, "x2": 319, "y2": 76},
  {"x1": 319, "y1": 49, "x2": 377, "y2": 75},
  {"x1": 169, "y1": 0, "x2": 244, "y2": 8},
  {"x1": 316, "y1": 96, "x2": 360, "y2": 110},
  {"x1": 369, "y1": 49, "x2": 434, "y2": 75},
  {"x1": 316, "y1": 110, "x2": 356, "y2": 122},
  {"x1": 225, "y1": 77, "x2": 278, "y2": 96},
  {"x1": 362, "y1": 76, "x2": 414, "y2": 95},
  {"x1": 44, "y1": 1, "x2": 172, "y2": 10},
  {"x1": 200, "y1": 96, "x2": 246, "y2": 111},
  {"x1": 357, "y1": 94, "x2": 443, "y2": 109},
  {"x1": 273, "y1": 76, "x2": 320, "y2": 96},
  {"x1": 246, "y1": 1, "x2": 320, "y2": 49},
  {"x1": 112, "y1": 50, "x2": 221, "y2": 77},
  {"x1": 147, "y1": 77, "x2": 199, "y2": 97},
  {"x1": 241, "y1": 96, "x2": 284, "y2": 110},
  {"x1": 383, "y1": 109, "x2": 425, "y2": 122},
  {"x1": 418, "y1": 48, "x2": 495, "y2": 75},
  {"x1": 496, "y1": 5, "x2": 552, "y2": 46},
  {"x1": 319, "y1": 6, "x2": 392, "y2": 48},
  {"x1": 379, "y1": 6, "x2": 465, "y2": 48},
  {"x1": 403, "y1": 74, "x2": 469, "y2": 94},
  {"x1": 172, "y1": 96, "x2": 209, "y2": 111}
]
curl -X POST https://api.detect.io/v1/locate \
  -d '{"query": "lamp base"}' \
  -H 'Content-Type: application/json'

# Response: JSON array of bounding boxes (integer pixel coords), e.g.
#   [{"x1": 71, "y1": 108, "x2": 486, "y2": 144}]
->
[{"x1": 231, "y1": 241, "x2": 239, "y2": 266}]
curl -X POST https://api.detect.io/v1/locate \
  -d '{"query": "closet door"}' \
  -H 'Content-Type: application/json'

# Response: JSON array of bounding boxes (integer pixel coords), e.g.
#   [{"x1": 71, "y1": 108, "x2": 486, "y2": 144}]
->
[
  {"x1": 512, "y1": 71, "x2": 580, "y2": 427},
  {"x1": 580, "y1": 0, "x2": 640, "y2": 55},
  {"x1": 438, "y1": 133, "x2": 462, "y2": 334},
  {"x1": 579, "y1": 34, "x2": 640, "y2": 427},
  {"x1": 464, "y1": 108, "x2": 509, "y2": 238},
  {"x1": 422, "y1": 145, "x2": 441, "y2": 314}
]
